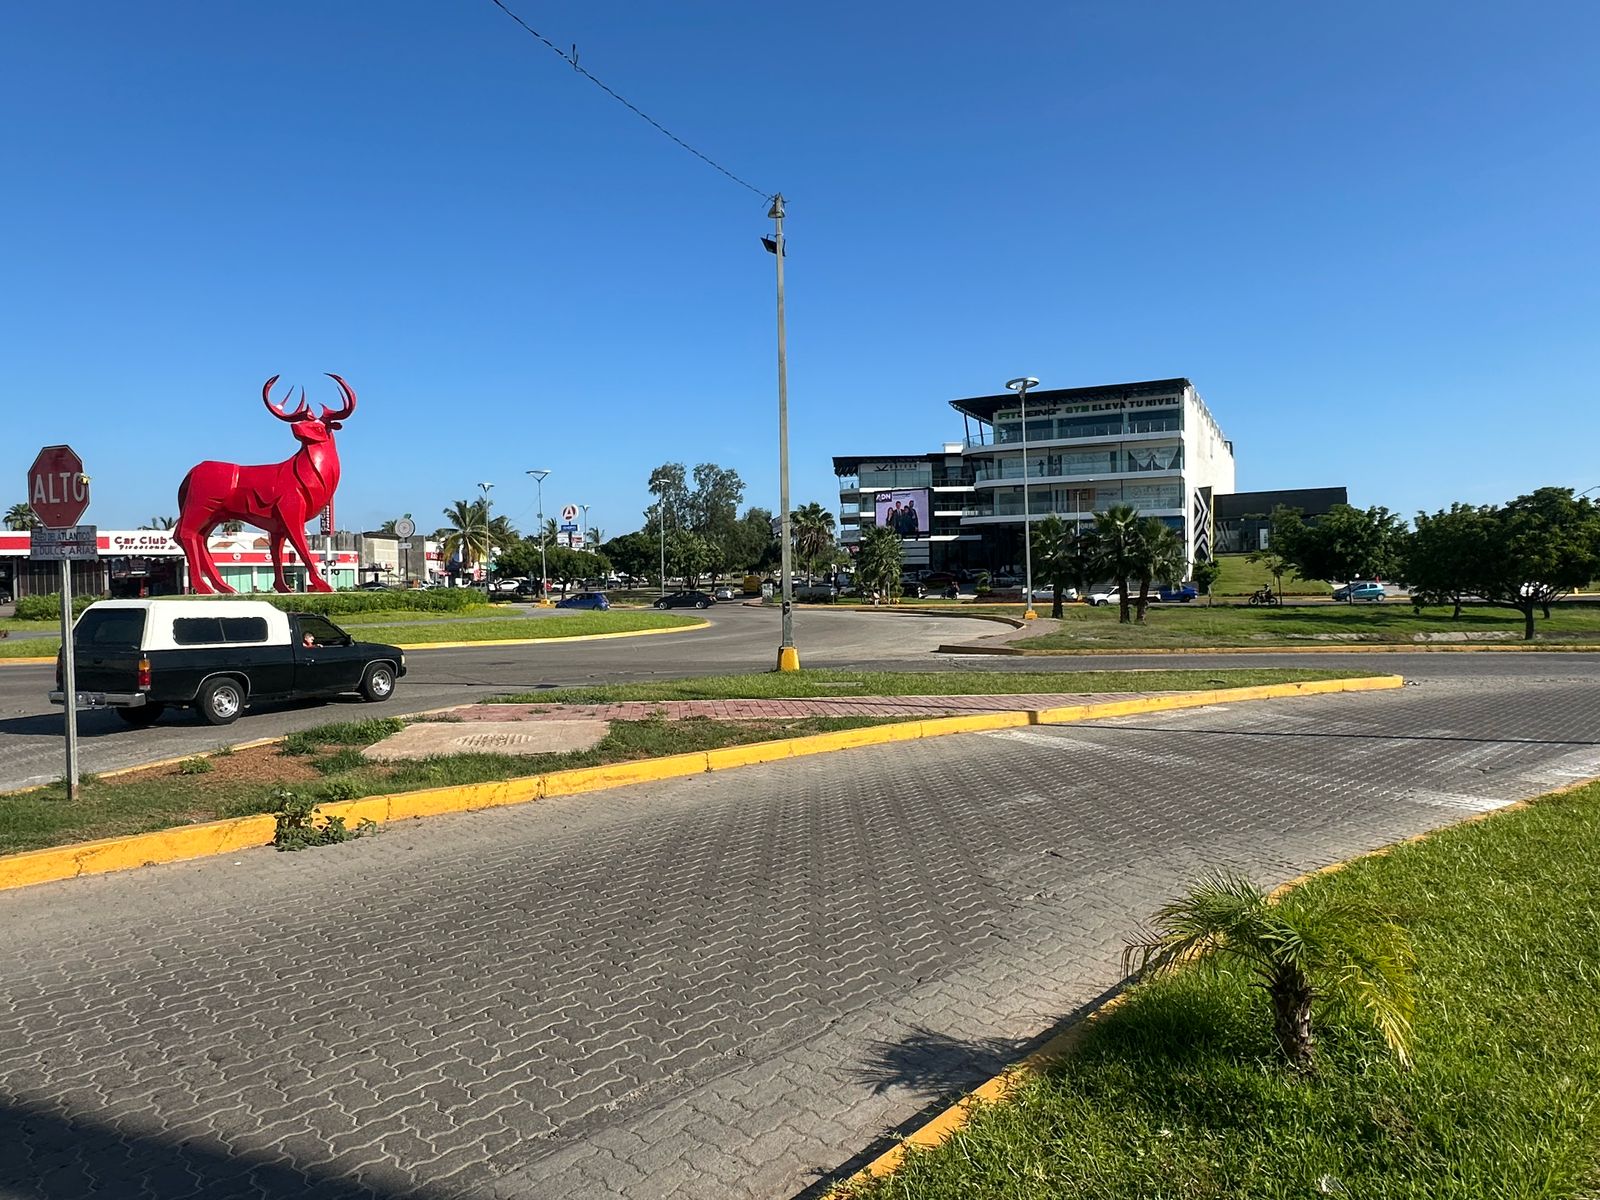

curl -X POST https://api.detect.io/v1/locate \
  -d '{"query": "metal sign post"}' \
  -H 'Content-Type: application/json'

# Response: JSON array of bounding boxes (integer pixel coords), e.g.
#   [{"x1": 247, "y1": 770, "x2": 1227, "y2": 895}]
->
[{"x1": 31, "y1": 524, "x2": 97, "y2": 800}]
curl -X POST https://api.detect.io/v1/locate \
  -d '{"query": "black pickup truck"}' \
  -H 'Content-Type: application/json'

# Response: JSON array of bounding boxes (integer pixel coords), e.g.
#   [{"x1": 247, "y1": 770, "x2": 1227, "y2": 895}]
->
[{"x1": 51, "y1": 599, "x2": 406, "y2": 726}]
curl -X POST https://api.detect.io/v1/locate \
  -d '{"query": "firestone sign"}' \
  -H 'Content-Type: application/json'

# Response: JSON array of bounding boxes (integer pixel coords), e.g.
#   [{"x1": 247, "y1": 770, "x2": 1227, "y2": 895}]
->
[{"x1": 108, "y1": 532, "x2": 181, "y2": 554}]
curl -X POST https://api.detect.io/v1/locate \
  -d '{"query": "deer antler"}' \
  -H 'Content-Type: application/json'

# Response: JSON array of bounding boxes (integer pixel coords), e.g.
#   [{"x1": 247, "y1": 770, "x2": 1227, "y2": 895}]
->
[
  {"x1": 320, "y1": 374, "x2": 357, "y2": 423},
  {"x1": 262, "y1": 376, "x2": 311, "y2": 423}
]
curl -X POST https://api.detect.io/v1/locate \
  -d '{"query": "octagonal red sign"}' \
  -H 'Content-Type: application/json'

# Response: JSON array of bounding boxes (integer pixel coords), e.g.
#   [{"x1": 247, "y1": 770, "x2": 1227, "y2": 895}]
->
[{"x1": 28, "y1": 444, "x2": 90, "y2": 529}]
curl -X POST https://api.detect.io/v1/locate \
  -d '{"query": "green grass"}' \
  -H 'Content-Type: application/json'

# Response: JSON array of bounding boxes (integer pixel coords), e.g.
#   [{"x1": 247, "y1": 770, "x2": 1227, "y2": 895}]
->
[
  {"x1": 1211, "y1": 552, "x2": 1334, "y2": 596},
  {"x1": 0, "y1": 713, "x2": 895, "y2": 855},
  {"x1": 1015, "y1": 600, "x2": 1600, "y2": 650},
  {"x1": 495, "y1": 667, "x2": 1364, "y2": 705},
  {"x1": 0, "y1": 637, "x2": 57, "y2": 658},
  {"x1": 850, "y1": 781, "x2": 1600, "y2": 1199},
  {"x1": 360, "y1": 611, "x2": 703, "y2": 644}
]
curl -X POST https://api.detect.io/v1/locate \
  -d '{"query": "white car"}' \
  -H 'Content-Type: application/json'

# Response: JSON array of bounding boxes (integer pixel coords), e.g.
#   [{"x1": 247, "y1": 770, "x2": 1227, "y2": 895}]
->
[
  {"x1": 1028, "y1": 585, "x2": 1078, "y2": 602},
  {"x1": 1088, "y1": 586, "x2": 1128, "y2": 607}
]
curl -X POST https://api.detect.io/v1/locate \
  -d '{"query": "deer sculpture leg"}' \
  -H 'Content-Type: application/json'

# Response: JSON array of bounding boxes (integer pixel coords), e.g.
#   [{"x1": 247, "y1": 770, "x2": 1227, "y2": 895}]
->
[
  {"x1": 176, "y1": 516, "x2": 233, "y2": 595},
  {"x1": 269, "y1": 534, "x2": 291, "y2": 594},
  {"x1": 283, "y1": 521, "x2": 334, "y2": 593}
]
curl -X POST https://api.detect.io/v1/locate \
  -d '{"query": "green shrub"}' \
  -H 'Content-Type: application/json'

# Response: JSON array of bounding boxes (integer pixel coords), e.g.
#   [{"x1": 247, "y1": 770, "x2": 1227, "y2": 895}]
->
[
  {"x1": 255, "y1": 589, "x2": 480, "y2": 615},
  {"x1": 270, "y1": 788, "x2": 377, "y2": 851},
  {"x1": 17, "y1": 593, "x2": 101, "y2": 621},
  {"x1": 311, "y1": 747, "x2": 369, "y2": 775},
  {"x1": 281, "y1": 717, "x2": 405, "y2": 756},
  {"x1": 176, "y1": 757, "x2": 212, "y2": 775}
]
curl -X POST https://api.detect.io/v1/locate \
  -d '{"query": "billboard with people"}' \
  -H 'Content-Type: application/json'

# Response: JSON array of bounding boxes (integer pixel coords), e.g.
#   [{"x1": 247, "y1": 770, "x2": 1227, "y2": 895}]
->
[{"x1": 874, "y1": 489, "x2": 930, "y2": 537}]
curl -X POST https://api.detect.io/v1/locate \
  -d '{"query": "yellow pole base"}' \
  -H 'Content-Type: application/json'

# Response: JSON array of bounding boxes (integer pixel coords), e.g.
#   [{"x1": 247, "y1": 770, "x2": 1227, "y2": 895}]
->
[
  {"x1": 1023, "y1": 608, "x2": 1038, "y2": 620},
  {"x1": 777, "y1": 645, "x2": 801, "y2": 672}
]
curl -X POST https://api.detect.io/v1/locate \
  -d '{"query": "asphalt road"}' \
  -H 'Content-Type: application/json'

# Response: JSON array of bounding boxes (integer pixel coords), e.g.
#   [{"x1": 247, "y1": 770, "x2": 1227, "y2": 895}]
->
[
  {"x1": 4, "y1": 662, "x2": 1599, "y2": 1199},
  {"x1": 0, "y1": 606, "x2": 988, "y2": 791}
]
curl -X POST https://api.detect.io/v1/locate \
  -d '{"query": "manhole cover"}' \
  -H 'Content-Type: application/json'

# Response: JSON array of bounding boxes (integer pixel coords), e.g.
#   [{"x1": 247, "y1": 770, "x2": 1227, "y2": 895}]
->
[{"x1": 453, "y1": 732, "x2": 538, "y2": 749}]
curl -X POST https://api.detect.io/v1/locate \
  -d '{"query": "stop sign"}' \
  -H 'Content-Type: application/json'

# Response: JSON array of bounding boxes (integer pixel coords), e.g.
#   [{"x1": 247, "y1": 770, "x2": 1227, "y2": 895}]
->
[{"x1": 28, "y1": 445, "x2": 90, "y2": 529}]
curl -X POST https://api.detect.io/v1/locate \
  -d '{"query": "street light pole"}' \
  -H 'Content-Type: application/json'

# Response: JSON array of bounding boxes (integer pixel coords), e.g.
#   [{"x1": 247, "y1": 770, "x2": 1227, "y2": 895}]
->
[
  {"x1": 477, "y1": 481, "x2": 494, "y2": 584},
  {"x1": 768, "y1": 194, "x2": 799, "y2": 671},
  {"x1": 526, "y1": 469, "x2": 550, "y2": 603},
  {"x1": 579, "y1": 503, "x2": 590, "y2": 552},
  {"x1": 1006, "y1": 377, "x2": 1041, "y2": 620}
]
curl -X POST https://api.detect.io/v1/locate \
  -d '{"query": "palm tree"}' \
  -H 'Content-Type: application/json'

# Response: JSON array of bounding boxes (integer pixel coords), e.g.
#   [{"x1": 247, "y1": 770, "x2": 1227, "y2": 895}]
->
[
  {"x1": 1091, "y1": 504, "x2": 1144, "y2": 624},
  {"x1": 790, "y1": 502, "x2": 836, "y2": 582},
  {"x1": 856, "y1": 525, "x2": 904, "y2": 603},
  {"x1": 438, "y1": 498, "x2": 491, "y2": 571},
  {"x1": 586, "y1": 525, "x2": 606, "y2": 548},
  {"x1": 1124, "y1": 871, "x2": 1415, "y2": 1073},
  {"x1": 4, "y1": 503, "x2": 40, "y2": 531},
  {"x1": 140, "y1": 516, "x2": 178, "y2": 531},
  {"x1": 1031, "y1": 514, "x2": 1076, "y2": 618},
  {"x1": 1133, "y1": 518, "x2": 1187, "y2": 624},
  {"x1": 220, "y1": 520, "x2": 244, "y2": 535}
]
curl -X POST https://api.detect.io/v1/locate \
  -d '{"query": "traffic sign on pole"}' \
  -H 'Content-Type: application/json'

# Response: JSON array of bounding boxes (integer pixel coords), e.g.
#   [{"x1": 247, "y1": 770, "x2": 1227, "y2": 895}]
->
[
  {"x1": 28, "y1": 444, "x2": 89, "y2": 800},
  {"x1": 28, "y1": 445, "x2": 90, "y2": 529}
]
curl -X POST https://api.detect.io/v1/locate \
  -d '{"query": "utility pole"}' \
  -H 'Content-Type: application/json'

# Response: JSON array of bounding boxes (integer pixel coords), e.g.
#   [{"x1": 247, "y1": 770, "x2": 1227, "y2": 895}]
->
[
  {"x1": 526, "y1": 470, "x2": 550, "y2": 603},
  {"x1": 768, "y1": 194, "x2": 799, "y2": 670}
]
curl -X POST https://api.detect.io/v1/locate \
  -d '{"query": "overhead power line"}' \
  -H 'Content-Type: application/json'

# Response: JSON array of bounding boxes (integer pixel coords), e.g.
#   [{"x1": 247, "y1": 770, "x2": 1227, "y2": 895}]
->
[{"x1": 485, "y1": 0, "x2": 773, "y2": 201}]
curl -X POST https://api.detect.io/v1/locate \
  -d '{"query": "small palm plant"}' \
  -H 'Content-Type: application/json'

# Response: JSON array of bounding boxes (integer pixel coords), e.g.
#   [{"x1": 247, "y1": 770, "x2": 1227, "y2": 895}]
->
[{"x1": 1123, "y1": 871, "x2": 1416, "y2": 1073}]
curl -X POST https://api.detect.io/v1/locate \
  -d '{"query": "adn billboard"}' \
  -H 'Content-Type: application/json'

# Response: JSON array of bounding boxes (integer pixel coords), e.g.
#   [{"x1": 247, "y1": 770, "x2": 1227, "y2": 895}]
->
[{"x1": 873, "y1": 489, "x2": 929, "y2": 537}]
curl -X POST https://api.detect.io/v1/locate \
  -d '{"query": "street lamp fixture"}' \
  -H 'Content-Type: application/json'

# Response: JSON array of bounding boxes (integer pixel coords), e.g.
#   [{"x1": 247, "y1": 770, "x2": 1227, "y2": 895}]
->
[
  {"x1": 1006, "y1": 376, "x2": 1041, "y2": 620},
  {"x1": 526, "y1": 469, "x2": 551, "y2": 605}
]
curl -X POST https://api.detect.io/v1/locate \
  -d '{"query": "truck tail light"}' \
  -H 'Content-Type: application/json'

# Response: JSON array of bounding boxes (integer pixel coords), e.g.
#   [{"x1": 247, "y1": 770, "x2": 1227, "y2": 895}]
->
[{"x1": 137, "y1": 658, "x2": 152, "y2": 692}]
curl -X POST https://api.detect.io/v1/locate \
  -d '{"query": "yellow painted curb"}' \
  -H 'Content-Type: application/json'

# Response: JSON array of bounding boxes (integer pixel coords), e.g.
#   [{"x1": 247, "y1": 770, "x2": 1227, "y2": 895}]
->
[
  {"x1": 0, "y1": 676, "x2": 1399, "y2": 895},
  {"x1": 837, "y1": 764, "x2": 1600, "y2": 1195},
  {"x1": 393, "y1": 618, "x2": 708, "y2": 651},
  {"x1": 0, "y1": 655, "x2": 57, "y2": 666}
]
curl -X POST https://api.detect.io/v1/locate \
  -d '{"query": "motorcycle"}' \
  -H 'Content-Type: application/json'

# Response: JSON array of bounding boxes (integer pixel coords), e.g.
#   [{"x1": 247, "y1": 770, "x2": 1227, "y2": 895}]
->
[{"x1": 1248, "y1": 585, "x2": 1277, "y2": 606}]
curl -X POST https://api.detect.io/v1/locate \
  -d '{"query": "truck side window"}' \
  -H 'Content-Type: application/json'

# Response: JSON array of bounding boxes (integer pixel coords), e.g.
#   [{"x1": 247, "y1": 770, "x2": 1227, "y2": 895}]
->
[{"x1": 297, "y1": 615, "x2": 346, "y2": 647}]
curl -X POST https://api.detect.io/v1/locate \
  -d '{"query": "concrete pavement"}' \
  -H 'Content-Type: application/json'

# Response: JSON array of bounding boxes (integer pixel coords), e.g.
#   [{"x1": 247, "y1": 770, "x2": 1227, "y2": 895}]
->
[{"x1": 3, "y1": 666, "x2": 1599, "y2": 1199}]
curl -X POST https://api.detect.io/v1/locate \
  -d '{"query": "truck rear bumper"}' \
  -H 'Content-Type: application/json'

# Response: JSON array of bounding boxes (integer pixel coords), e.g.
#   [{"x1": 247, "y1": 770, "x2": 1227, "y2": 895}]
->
[{"x1": 49, "y1": 691, "x2": 148, "y2": 710}]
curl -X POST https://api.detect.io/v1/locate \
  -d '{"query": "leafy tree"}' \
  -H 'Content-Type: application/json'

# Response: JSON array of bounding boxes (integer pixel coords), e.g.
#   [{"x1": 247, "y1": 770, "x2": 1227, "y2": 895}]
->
[
  {"x1": 790, "y1": 502, "x2": 836, "y2": 582},
  {"x1": 856, "y1": 525, "x2": 903, "y2": 603},
  {"x1": 646, "y1": 463, "x2": 692, "y2": 531},
  {"x1": 731, "y1": 506, "x2": 780, "y2": 572},
  {"x1": 1191, "y1": 553, "x2": 1223, "y2": 607},
  {"x1": 1133, "y1": 518, "x2": 1187, "y2": 623},
  {"x1": 1282, "y1": 504, "x2": 1408, "y2": 598},
  {"x1": 544, "y1": 546, "x2": 606, "y2": 588},
  {"x1": 1472, "y1": 488, "x2": 1600, "y2": 639},
  {"x1": 438, "y1": 498, "x2": 490, "y2": 571},
  {"x1": 1405, "y1": 502, "x2": 1493, "y2": 618},
  {"x1": 1125, "y1": 871, "x2": 1415, "y2": 1073},
  {"x1": 490, "y1": 539, "x2": 542, "y2": 581},
  {"x1": 690, "y1": 463, "x2": 745, "y2": 542},
  {"x1": 602, "y1": 532, "x2": 658, "y2": 587},
  {"x1": 1089, "y1": 504, "x2": 1143, "y2": 624},
  {"x1": 4, "y1": 503, "x2": 40, "y2": 531},
  {"x1": 666, "y1": 530, "x2": 710, "y2": 586}
]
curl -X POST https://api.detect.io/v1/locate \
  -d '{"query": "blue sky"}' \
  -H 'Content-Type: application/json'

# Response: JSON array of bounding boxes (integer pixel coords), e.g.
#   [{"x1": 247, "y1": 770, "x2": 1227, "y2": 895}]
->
[{"x1": 3, "y1": 2, "x2": 1596, "y2": 538}]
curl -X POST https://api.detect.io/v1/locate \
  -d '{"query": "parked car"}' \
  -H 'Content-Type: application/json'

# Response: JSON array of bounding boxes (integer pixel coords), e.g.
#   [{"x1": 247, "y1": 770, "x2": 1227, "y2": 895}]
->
[
  {"x1": 1331, "y1": 581, "x2": 1386, "y2": 602},
  {"x1": 355, "y1": 580, "x2": 392, "y2": 591},
  {"x1": 713, "y1": 585, "x2": 738, "y2": 601},
  {"x1": 555, "y1": 592, "x2": 610, "y2": 611},
  {"x1": 653, "y1": 590, "x2": 715, "y2": 610},
  {"x1": 1028, "y1": 585, "x2": 1079, "y2": 602},
  {"x1": 512, "y1": 579, "x2": 544, "y2": 597},
  {"x1": 50, "y1": 599, "x2": 405, "y2": 727}
]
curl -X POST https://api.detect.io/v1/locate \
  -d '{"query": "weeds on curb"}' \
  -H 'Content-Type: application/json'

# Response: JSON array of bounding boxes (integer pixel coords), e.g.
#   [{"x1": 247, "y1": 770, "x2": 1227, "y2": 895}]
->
[
  {"x1": 177, "y1": 757, "x2": 213, "y2": 775},
  {"x1": 271, "y1": 789, "x2": 378, "y2": 852}
]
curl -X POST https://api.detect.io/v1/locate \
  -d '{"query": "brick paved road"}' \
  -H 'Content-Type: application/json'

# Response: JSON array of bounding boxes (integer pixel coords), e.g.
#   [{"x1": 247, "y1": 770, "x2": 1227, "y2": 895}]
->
[{"x1": 4, "y1": 669, "x2": 1600, "y2": 1199}]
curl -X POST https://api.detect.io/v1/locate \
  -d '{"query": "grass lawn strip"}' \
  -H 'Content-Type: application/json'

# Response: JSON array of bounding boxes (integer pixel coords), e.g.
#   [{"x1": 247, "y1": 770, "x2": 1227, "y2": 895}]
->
[
  {"x1": 0, "y1": 714, "x2": 900, "y2": 856},
  {"x1": 848, "y1": 780, "x2": 1600, "y2": 1198},
  {"x1": 1014, "y1": 600, "x2": 1600, "y2": 650},
  {"x1": 496, "y1": 667, "x2": 1366, "y2": 705}
]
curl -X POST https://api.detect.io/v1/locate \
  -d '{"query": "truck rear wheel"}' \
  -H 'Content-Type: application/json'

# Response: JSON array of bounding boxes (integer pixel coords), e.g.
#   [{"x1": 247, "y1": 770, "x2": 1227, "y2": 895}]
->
[
  {"x1": 360, "y1": 663, "x2": 396, "y2": 703},
  {"x1": 196, "y1": 678, "x2": 244, "y2": 726},
  {"x1": 116, "y1": 703, "x2": 165, "y2": 727}
]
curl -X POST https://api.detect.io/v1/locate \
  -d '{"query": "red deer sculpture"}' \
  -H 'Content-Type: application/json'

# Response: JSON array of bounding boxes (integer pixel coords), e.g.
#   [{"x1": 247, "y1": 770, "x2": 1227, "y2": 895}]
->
[{"x1": 176, "y1": 375, "x2": 356, "y2": 594}]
